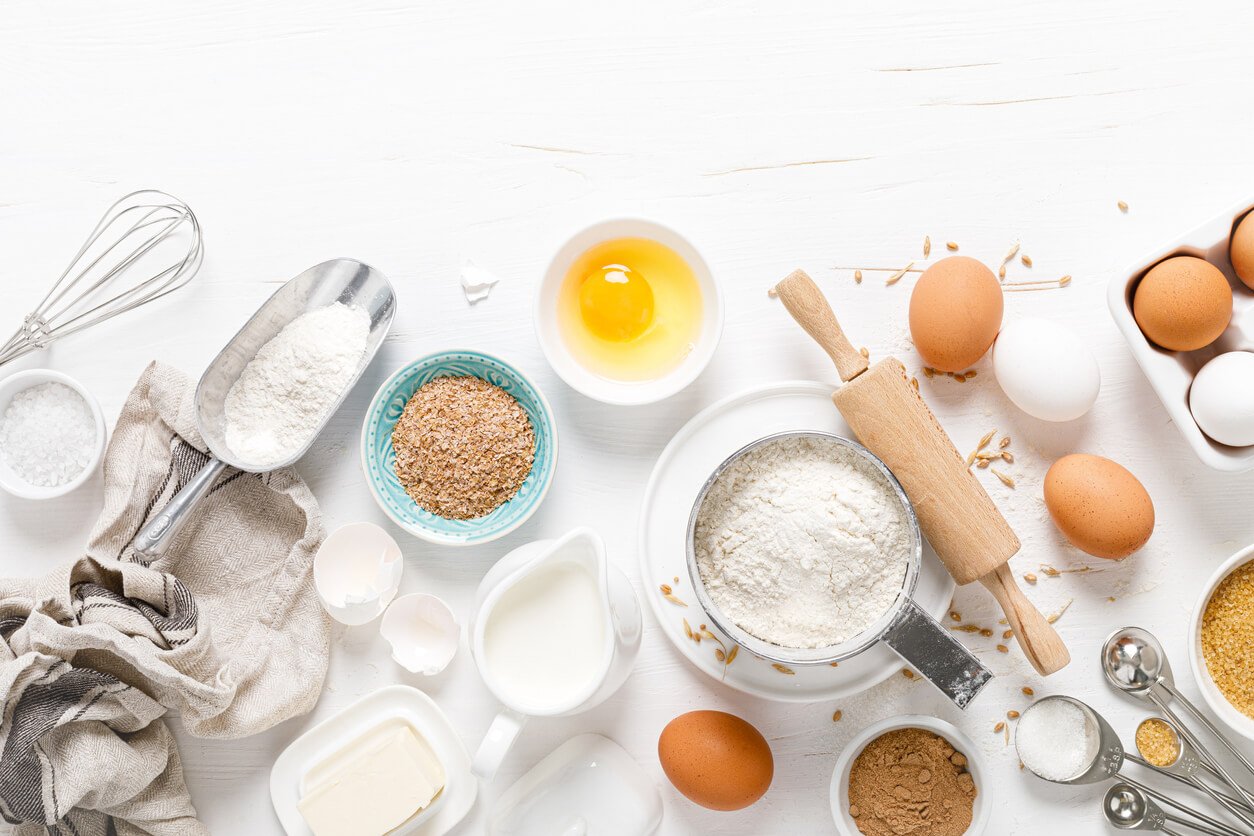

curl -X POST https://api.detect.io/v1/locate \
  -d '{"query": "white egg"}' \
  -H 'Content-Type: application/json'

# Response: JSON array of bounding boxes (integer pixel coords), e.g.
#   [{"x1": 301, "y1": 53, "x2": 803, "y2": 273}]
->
[
  {"x1": 993, "y1": 318, "x2": 1100, "y2": 422},
  {"x1": 1189, "y1": 352, "x2": 1254, "y2": 447}
]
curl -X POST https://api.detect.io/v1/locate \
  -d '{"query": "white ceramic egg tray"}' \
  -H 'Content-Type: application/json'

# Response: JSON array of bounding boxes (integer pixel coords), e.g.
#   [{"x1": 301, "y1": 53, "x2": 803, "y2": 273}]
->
[{"x1": 1108, "y1": 198, "x2": 1254, "y2": 471}]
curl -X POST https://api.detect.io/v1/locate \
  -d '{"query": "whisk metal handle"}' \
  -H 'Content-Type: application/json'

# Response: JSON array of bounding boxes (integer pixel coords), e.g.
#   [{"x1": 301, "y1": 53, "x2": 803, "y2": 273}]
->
[{"x1": 132, "y1": 458, "x2": 229, "y2": 561}]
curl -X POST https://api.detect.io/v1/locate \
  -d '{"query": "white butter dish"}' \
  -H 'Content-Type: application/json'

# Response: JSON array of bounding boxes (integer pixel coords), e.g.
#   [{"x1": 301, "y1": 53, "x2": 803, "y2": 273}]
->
[
  {"x1": 1107, "y1": 198, "x2": 1254, "y2": 471},
  {"x1": 490, "y1": 734, "x2": 661, "y2": 836},
  {"x1": 270, "y1": 685, "x2": 476, "y2": 836}
]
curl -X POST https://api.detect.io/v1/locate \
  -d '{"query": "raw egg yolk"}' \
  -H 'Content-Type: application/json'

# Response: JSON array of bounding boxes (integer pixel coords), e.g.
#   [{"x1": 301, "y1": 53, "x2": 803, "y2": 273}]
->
[{"x1": 579, "y1": 264, "x2": 654, "y2": 342}]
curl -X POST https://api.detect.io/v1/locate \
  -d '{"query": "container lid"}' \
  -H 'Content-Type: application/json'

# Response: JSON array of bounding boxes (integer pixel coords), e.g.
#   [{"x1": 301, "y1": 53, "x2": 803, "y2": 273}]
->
[{"x1": 489, "y1": 734, "x2": 661, "y2": 836}]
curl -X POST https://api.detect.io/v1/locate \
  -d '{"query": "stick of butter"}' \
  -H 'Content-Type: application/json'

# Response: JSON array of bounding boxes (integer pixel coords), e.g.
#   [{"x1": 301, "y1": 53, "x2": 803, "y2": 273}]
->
[{"x1": 298, "y1": 725, "x2": 445, "y2": 836}]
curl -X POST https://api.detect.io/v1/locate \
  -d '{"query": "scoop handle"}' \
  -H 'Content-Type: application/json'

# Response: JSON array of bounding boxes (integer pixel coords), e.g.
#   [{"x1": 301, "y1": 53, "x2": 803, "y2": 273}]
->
[
  {"x1": 772, "y1": 269, "x2": 869, "y2": 382},
  {"x1": 131, "y1": 457, "x2": 229, "y2": 562}
]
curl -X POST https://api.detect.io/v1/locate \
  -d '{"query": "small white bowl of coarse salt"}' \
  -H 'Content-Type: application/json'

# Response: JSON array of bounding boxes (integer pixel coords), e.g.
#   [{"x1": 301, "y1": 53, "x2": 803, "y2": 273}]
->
[{"x1": 0, "y1": 370, "x2": 107, "y2": 500}]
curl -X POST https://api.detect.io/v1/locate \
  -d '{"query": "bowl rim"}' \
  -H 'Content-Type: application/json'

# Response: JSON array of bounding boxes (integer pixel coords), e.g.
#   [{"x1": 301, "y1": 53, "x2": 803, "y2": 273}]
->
[
  {"x1": 359, "y1": 348, "x2": 558, "y2": 546},
  {"x1": 1188, "y1": 542, "x2": 1254, "y2": 740},
  {"x1": 829, "y1": 714, "x2": 990, "y2": 836},
  {"x1": 0, "y1": 368, "x2": 108, "y2": 500},
  {"x1": 533, "y1": 216, "x2": 725, "y2": 406}
]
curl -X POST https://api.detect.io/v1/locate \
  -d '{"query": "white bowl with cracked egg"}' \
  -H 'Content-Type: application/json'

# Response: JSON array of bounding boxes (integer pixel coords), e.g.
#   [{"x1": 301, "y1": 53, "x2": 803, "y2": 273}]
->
[{"x1": 534, "y1": 217, "x2": 724, "y2": 405}]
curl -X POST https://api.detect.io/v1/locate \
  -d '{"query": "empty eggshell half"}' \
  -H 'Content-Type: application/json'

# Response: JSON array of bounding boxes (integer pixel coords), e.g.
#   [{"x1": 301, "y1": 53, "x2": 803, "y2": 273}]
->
[
  {"x1": 380, "y1": 593, "x2": 460, "y2": 675},
  {"x1": 314, "y1": 522, "x2": 404, "y2": 626}
]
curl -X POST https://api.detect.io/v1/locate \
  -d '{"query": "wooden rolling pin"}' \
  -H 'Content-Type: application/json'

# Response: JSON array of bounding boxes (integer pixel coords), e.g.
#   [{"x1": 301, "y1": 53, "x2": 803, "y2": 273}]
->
[{"x1": 772, "y1": 269, "x2": 1070, "y2": 676}]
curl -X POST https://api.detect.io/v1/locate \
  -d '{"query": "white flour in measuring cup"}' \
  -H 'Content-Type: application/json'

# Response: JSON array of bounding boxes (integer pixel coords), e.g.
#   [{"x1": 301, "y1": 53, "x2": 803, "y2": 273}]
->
[{"x1": 693, "y1": 435, "x2": 912, "y2": 648}]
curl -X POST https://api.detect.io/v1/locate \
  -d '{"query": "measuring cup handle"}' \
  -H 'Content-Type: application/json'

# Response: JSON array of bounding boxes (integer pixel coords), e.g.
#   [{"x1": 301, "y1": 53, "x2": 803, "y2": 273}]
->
[
  {"x1": 130, "y1": 457, "x2": 229, "y2": 563},
  {"x1": 881, "y1": 598, "x2": 994, "y2": 709},
  {"x1": 472, "y1": 709, "x2": 527, "y2": 780}
]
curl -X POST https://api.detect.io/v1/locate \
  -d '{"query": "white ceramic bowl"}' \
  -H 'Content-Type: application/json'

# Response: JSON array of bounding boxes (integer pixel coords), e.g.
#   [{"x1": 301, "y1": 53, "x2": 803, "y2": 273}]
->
[
  {"x1": 0, "y1": 369, "x2": 107, "y2": 500},
  {"x1": 829, "y1": 715, "x2": 989, "y2": 836},
  {"x1": 1107, "y1": 198, "x2": 1254, "y2": 471},
  {"x1": 534, "y1": 218, "x2": 724, "y2": 405},
  {"x1": 1189, "y1": 542, "x2": 1254, "y2": 741}
]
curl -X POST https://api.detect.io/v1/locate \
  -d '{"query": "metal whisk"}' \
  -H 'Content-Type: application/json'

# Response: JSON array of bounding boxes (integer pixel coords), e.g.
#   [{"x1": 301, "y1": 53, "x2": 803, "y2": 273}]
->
[{"x1": 0, "y1": 189, "x2": 203, "y2": 368}]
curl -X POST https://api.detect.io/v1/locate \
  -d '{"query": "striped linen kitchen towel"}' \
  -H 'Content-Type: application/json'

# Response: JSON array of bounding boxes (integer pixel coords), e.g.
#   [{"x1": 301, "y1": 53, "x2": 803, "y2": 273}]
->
[{"x1": 0, "y1": 362, "x2": 330, "y2": 835}]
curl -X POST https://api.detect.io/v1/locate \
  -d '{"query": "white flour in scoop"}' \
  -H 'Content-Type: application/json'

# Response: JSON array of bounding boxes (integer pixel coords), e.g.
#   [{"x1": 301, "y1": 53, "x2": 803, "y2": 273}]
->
[
  {"x1": 693, "y1": 435, "x2": 912, "y2": 649},
  {"x1": 224, "y1": 302, "x2": 369, "y2": 467}
]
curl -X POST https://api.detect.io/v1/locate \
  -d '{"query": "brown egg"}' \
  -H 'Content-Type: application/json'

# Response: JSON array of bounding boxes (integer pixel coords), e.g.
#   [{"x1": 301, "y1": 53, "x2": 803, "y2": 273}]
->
[
  {"x1": 909, "y1": 256, "x2": 1003, "y2": 372},
  {"x1": 1231, "y1": 211, "x2": 1254, "y2": 290},
  {"x1": 1132, "y1": 256, "x2": 1232, "y2": 351},
  {"x1": 1044, "y1": 454, "x2": 1154, "y2": 560},
  {"x1": 658, "y1": 710, "x2": 773, "y2": 811}
]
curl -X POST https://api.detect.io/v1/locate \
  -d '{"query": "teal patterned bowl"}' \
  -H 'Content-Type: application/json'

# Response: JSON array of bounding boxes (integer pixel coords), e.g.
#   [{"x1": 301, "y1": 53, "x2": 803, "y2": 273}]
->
[{"x1": 361, "y1": 350, "x2": 558, "y2": 546}]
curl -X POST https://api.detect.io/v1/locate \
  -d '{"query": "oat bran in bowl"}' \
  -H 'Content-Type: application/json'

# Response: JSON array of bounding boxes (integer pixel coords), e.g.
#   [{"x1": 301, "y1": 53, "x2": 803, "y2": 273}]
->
[{"x1": 361, "y1": 350, "x2": 557, "y2": 545}]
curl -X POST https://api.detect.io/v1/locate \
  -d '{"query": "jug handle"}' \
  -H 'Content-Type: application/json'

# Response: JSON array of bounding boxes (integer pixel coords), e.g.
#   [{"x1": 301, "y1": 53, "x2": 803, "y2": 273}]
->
[{"x1": 472, "y1": 708, "x2": 527, "y2": 780}]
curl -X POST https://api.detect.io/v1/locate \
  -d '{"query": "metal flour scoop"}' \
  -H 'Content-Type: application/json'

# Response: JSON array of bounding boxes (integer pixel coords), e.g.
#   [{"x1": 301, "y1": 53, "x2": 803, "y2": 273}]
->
[{"x1": 130, "y1": 258, "x2": 395, "y2": 560}]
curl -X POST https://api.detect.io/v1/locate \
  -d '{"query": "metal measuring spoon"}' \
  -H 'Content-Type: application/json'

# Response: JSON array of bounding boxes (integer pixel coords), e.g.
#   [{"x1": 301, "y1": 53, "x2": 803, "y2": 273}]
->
[
  {"x1": 1018, "y1": 697, "x2": 1249, "y2": 836},
  {"x1": 1131, "y1": 717, "x2": 1254, "y2": 828},
  {"x1": 1103, "y1": 627, "x2": 1254, "y2": 812},
  {"x1": 1106, "y1": 783, "x2": 1238, "y2": 836}
]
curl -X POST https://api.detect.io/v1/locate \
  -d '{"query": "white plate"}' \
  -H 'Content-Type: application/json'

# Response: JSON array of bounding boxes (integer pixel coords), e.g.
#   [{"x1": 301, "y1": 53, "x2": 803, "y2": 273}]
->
[
  {"x1": 637, "y1": 380, "x2": 956, "y2": 702},
  {"x1": 1107, "y1": 198, "x2": 1254, "y2": 471},
  {"x1": 270, "y1": 685, "x2": 477, "y2": 836}
]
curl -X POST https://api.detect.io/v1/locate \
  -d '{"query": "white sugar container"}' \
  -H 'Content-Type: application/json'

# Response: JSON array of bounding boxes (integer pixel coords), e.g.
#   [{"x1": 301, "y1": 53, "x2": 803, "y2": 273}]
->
[
  {"x1": 1107, "y1": 198, "x2": 1254, "y2": 471},
  {"x1": 0, "y1": 369, "x2": 107, "y2": 500}
]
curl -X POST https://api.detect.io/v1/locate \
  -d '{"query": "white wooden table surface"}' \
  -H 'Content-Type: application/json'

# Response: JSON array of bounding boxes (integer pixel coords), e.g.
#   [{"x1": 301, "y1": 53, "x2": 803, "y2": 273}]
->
[{"x1": 4, "y1": 2, "x2": 1254, "y2": 833}]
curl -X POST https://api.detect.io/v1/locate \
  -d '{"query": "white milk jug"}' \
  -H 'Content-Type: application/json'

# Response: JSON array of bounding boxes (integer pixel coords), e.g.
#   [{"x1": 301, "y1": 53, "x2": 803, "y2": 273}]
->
[{"x1": 469, "y1": 527, "x2": 642, "y2": 779}]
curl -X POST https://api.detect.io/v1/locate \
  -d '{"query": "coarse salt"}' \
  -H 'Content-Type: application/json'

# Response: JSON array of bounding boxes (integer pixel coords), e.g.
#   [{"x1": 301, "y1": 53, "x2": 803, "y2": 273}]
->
[
  {"x1": 0, "y1": 382, "x2": 97, "y2": 487},
  {"x1": 1016, "y1": 698, "x2": 1099, "y2": 781}
]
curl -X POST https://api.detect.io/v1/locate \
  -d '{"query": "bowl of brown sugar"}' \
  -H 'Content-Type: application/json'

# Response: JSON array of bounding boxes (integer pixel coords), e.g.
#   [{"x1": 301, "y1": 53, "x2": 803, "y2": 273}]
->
[
  {"x1": 1191, "y1": 543, "x2": 1254, "y2": 741},
  {"x1": 361, "y1": 350, "x2": 557, "y2": 545},
  {"x1": 830, "y1": 716, "x2": 987, "y2": 836}
]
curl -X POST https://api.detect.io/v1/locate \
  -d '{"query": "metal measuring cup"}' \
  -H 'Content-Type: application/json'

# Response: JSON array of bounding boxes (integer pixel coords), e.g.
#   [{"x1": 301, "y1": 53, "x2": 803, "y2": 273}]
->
[
  {"x1": 1129, "y1": 717, "x2": 1254, "y2": 829},
  {"x1": 684, "y1": 430, "x2": 992, "y2": 708},
  {"x1": 1105, "y1": 783, "x2": 1234, "y2": 836},
  {"x1": 130, "y1": 258, "x2": 396, "y2": 560},
  {"x1": 1103, "y1": 627, "x2": 1254, "y2": 815},
  {"x1": 1018, "y1": 696, "x2": 1249, "y2": 836}
]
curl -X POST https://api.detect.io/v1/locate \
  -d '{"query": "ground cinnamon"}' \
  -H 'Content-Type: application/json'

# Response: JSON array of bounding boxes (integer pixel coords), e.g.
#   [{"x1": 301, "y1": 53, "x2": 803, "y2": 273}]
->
[{"x1": 847, "y1": 727, "x2": 977, "y2": 836}]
